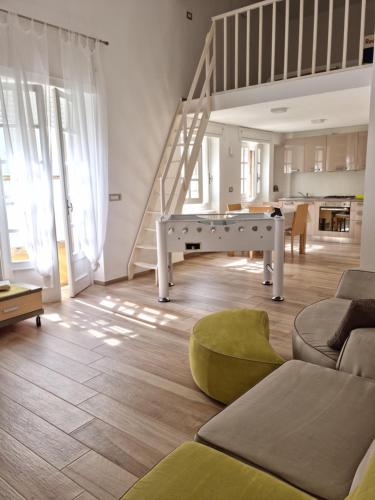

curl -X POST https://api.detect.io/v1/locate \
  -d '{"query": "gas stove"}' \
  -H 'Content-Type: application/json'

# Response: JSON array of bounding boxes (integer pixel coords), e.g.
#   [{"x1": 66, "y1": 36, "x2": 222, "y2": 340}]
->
[{"x1": 323, "y1": 195, "x2": 356, "y2": 199}]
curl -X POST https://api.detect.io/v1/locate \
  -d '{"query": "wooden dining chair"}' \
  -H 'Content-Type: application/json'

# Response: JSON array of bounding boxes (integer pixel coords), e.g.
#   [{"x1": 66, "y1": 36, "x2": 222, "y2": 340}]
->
[
  {"x1": 286, "y1": 203, "x2": 309, "y2": 257},
  {"x1": 227, "y1": 203, "x2": 242, "y2": 211}
]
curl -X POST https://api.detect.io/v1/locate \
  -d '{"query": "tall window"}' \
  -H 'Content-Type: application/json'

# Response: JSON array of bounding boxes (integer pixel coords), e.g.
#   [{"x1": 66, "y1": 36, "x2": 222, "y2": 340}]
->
[
  {"x1": 0, "y1": 83, "x2": 48, "y2": 265},
  {"x1": 241, "y1": 141, "x2": 262, "y2": 200},
  {"x1": 185, "y1": 154, "x2": 203, "y2": 204},
  {"x1": 184, "y1": 137, "x2": 210, "y2": 206}
]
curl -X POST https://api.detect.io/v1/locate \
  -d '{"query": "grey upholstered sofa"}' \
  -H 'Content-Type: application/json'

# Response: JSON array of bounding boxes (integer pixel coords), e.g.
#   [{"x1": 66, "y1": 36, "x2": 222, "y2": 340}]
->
[
  {"x1": 196, "y1": 359, "x2": 375, "y2": 500},
  {"x1": 293, "y1": 268, "x2": 375, "y2": 369}
]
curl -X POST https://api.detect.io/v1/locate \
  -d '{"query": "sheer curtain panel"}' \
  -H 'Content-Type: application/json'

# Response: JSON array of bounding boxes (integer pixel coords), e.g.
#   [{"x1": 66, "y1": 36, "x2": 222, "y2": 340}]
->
[
  {"x1": 58, "y1": 31, "x2": 108, "y2": 272},
  {"x1": 0, "y1": 11, "x2": 108, "y2": 286},
  {"x1": 0, "y1": 13, "x2": 56, "y2": 280}
]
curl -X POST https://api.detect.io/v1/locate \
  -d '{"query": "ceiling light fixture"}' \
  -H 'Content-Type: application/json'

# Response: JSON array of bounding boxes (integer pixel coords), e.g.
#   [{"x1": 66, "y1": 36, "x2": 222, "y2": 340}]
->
[
  {"x1": 270, "y1": 107, "x2": 288, "y2": 114},
  {"x1": 311, "y1": 118, "x2": 327, "y2": 124}
]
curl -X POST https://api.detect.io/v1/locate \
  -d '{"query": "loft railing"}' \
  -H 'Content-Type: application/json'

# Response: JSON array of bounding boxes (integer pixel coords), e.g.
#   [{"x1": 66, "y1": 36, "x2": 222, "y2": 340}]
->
[{"x1": 211, "y1": 0, "x2": 373, "y2": 93}]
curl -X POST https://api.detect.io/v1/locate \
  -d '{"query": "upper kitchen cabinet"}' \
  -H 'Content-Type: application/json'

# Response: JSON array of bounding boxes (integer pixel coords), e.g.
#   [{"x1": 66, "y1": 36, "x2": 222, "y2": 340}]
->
[
  {"x1": 283, "y1": 138, "x2": 304, "y2": 174},
  {"x1": 357, "y1": 131, "x2": 368, "y2": 170},
  {"x1": 326, "y1": 133, "x2": 357, "y2": 172},
  {"x1": 304, "y1": 136, "x2": 326, "y2": 173}
]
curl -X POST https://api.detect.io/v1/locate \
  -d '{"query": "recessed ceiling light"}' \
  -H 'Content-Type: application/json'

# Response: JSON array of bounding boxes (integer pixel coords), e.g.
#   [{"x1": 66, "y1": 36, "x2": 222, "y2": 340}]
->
[
  {"x1": 311, "y1": 118, "x2": 327, "y2": 124},
  {"x1": 270, "y1": 107, "x2": 288, "y2": 114}
]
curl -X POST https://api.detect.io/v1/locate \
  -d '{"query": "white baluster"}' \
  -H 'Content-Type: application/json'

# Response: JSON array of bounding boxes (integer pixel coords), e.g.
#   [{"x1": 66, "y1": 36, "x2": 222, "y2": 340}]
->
[
  {"x1": 271, "y1": 1, "x2": 276, "y2": 82},
  {"x1": 342, "y1": 0, "x2": 349, "y2": 69},
  {"x1": 246, "y1": 10, "x2": 250, "y2": 86},
  {"x1": 258, "y1": 5, "x2": 263, "y2": 84},
  {"x1": 312, "y1": 0, "x2": 318, "y2": 74},
  {"x1": 297, "y1": 0, "x2": 304, "y2": 77},
  {"x1": 284, "y1": 0, "x2": 290, "y2": 79}
]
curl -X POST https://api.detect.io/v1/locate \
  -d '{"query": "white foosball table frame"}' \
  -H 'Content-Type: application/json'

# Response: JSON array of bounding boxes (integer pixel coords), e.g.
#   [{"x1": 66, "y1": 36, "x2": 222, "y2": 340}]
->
[{"x1": 156, "y1": 212, "x2": 285, "y2": 303}]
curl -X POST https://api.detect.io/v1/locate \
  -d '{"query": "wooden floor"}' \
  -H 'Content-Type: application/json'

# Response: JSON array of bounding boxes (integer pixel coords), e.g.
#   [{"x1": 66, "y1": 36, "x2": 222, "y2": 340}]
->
[{"x1": 0, "y1": 240, "x2": 360, "y2": 499}]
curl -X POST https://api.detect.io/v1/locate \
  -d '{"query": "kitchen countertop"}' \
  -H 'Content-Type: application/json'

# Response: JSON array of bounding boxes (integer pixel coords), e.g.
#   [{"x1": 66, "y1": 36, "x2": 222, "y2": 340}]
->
[{"x1": 279, "y1": 197, "x2": 363, "y2": 202}]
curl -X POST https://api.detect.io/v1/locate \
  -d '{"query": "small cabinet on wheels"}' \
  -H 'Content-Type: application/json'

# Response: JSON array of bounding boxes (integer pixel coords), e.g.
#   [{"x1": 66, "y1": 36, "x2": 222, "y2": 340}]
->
[{"x1": 0, "y1": 284, "x2": 44, "y2": 329}]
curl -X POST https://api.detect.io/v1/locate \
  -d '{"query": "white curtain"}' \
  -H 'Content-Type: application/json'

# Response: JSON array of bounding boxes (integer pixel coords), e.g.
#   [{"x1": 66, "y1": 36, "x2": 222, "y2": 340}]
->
[
  {"x1": 0, "y1": 14, "x2": 56, "y2": 279},
  {"x1": 58, "y1": 31, "x2": 108, "y2": 271},
  {"x1": 0, "y1": 12, "x2": 108, "y2": 279}
]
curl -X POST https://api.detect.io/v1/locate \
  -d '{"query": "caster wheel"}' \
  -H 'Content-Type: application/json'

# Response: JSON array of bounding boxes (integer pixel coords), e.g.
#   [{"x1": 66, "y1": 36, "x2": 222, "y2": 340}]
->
[{"x1": 36, "y1": 315, "x2": 42, "y2": 327}]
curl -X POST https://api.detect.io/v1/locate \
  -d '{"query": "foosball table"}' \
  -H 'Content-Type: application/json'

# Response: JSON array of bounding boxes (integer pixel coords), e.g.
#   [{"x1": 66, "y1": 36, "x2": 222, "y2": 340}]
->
[{"x1": 156, "y1": 212, "x2": 285, "y2": 302}]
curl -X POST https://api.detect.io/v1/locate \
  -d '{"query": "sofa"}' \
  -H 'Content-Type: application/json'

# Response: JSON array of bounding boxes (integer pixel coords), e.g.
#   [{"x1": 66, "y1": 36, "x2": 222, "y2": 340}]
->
[
  {"x1": 293, "y1": 269, "x2": 375, "y2": 368},
  {"x1": 122, "y1": 355, "x2": 375, "y2": 499},
  {"x1": 121, "y1": 269, "x2": 375, "y2": 499}
]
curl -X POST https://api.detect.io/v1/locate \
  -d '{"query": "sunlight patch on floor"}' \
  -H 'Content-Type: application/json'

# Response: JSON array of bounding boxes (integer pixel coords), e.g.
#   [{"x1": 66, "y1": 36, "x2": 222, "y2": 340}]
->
[{"x1": 223, "y1": 259, "x2": 264, "y2": 274}]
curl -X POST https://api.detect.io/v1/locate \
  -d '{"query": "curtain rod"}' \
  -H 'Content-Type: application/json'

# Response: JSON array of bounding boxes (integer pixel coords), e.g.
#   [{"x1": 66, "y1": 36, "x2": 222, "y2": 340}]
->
[{"x1": 0, "y1": 8, "x2": 109, "y2": 46}]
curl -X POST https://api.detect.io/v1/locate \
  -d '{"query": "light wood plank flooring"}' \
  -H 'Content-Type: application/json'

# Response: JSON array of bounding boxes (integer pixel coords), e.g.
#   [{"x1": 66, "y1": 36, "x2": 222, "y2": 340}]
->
[{"x1": 0, "y1": 241, "x2": 360, "y2": 499}]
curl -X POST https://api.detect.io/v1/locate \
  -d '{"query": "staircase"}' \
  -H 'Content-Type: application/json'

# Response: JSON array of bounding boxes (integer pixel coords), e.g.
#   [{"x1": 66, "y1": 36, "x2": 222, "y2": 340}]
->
[{"x1": 127, "y1": 26, "x2": 216, "y2": 281}]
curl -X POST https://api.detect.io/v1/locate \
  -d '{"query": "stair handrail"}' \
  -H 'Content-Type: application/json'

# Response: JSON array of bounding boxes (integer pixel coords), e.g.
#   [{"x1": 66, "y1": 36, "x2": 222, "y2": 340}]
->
[
  {"x1": 164, "y1": 55, "x2": 215, "y2": 214},
  {"x1": 160, "y1": 25, "x2": 215, "y2": 215},
  {"x1": 127, "y1": 101, "x2": 182, "y2": 277}
]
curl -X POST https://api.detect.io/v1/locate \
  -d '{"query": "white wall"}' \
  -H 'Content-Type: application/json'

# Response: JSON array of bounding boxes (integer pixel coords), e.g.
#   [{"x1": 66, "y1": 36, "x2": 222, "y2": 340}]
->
[
  {"x1": 0, "y1": 0, "x2": 252, "y2": 282},
  {"x1": 289, "y1": 170, "x2": 365, "y2": 197},
  {"x1": 361, "y1": 65, "x2": 375, "y2": 270}
]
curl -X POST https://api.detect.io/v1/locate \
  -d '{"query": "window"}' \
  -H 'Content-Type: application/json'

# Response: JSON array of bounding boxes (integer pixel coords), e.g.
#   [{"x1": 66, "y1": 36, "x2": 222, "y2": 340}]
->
[
  {"x1": 184, "y1": 137, "x2": 211, "y2": 206},
  {"x1": 241, "y1": 141, "x2": 258, "y2": 200},
  {"x1": 0, "y1": 83, "x2": 48, "y2": 265},
  {"x1": 185, "y1": 155, "x2": 203, "y2": 204}
]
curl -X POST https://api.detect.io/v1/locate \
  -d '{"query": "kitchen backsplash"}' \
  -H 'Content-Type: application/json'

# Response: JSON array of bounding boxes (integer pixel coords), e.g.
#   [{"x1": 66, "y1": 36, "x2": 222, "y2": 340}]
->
[{"x1": 285, "y1": 170, "x2": 365, "y2": 197}]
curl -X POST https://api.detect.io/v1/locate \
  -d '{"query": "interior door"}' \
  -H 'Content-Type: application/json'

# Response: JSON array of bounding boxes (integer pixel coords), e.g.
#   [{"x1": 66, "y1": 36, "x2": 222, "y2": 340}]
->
[{"x1": 55, "y1": 88, "x2": 91, "y2": 297}]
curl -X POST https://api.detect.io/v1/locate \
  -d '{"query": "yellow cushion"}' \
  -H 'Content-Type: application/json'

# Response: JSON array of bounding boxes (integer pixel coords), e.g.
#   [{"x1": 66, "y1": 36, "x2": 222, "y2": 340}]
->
[
  {"x1": 121, "y1": 442, "x2": 313, "y2": 500},
  {"x1": 346, "y1": 455, "x2": 375, "y2": 499},
  {"x1": 189, "y1": 309, "x2": 284, "y2": 404}
]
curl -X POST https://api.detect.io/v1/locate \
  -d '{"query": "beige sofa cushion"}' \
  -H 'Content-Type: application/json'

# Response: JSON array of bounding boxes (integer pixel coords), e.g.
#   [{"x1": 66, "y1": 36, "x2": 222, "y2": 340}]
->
[
  {"x1": 336, "y1": 269, "x2": 375, "y2": 301},
  {"x1": 293, "y1": 298, "x2": 351, "y2": 367},
  {"x1": 196, "y1": 360, "x2": 375, "y2": 500},
  {"x1": 337, "y1": 328, "x2": 375, "y2": 380}
]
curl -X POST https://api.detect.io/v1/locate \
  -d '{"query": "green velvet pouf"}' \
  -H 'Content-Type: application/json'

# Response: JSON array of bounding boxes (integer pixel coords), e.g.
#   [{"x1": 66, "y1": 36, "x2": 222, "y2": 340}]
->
[
  {"x1": 121, "y1": 442, "x2": 313, "y2": 500},
  {"x1": 189, "y1": 309, "x2": 284, "y2": 404}
]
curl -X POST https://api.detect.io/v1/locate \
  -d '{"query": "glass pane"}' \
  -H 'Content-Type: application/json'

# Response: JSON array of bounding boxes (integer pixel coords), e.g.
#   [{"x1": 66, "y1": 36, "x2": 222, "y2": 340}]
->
[
  {"x1": 30, "y1": 91, "x2": 39, "y2": 126},
  {"x1": 3, "y1": 179, "x2": 30, "y2": 262},
  {"x1": 189, "y1": 180, "x2": 199, "y2": 199},
  {"x1": 0, "y1": 128, "x2": 6, "y2": 161}
]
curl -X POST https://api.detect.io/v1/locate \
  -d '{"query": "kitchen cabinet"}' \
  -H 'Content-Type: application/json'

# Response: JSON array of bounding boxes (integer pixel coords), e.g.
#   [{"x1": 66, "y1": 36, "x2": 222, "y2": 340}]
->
[
  {"x1": 357, "y1": 131, "x2": 368, "y2": 170},
  {"x1": 304, "y1": 136, "x2": 326, "y2": 172},
  {"x1": 283, "y1": 138, "x2": 304, "y2": 174},
  {"x1": 351, "y1": 220, "x2": 362, "y2": 242},
  {"x1": 326, "y1": 133, "x2": 357, "y2": 172}
]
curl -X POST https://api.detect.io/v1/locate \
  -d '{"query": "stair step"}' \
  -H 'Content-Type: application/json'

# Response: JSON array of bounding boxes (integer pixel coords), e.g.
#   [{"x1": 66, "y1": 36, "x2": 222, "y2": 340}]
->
[
  {"x1": 146, "y1": 210, "x2": 160, "y2": 215},
  {"x1": 144, "y1": 227, "x2": 156, "y2": 232},
  {"x1": 134, "y1": 261, "x2": 157, "y2": 270},
  {"x1": 136, "y1": 244, "x2": 157, "y2": 250}
]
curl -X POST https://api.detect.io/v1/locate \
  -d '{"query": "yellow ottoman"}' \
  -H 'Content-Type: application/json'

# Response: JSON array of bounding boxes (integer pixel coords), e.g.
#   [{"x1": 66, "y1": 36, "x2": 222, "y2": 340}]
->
[
  {"x1": 189, "y1": 309, "x2": 284, "y2": 404},
  {"x1": 121, "y1": 442, "x2": 313, "y2": 500}
]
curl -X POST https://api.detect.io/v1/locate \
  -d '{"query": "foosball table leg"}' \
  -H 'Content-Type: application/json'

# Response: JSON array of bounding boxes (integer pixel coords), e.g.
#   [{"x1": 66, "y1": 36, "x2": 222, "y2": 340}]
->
[{"x1": 262, "y1": 250, "x2": 273, "y2": 286}]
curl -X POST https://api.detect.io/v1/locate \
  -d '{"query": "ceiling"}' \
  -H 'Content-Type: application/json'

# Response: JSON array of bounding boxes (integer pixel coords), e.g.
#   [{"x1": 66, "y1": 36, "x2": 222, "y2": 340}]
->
[{"x1": 210, "y1": 87, "x2": 371, "y2": 133}]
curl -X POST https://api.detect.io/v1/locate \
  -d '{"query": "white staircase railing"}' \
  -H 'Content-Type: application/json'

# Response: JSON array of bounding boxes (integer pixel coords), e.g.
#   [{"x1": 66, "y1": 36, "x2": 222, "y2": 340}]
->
[{"x1": 127, "y1": 25, "x2": 216, "y2": 280}]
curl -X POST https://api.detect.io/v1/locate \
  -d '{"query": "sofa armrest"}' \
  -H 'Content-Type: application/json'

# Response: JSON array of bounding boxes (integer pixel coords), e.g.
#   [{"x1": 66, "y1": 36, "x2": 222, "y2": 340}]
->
[
  {"x1": 335, "y1": 269, "x2": 375, "y2": 300},
  {"x1": 337, "y1": 329, "x2": 375, "y2": 379}
]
